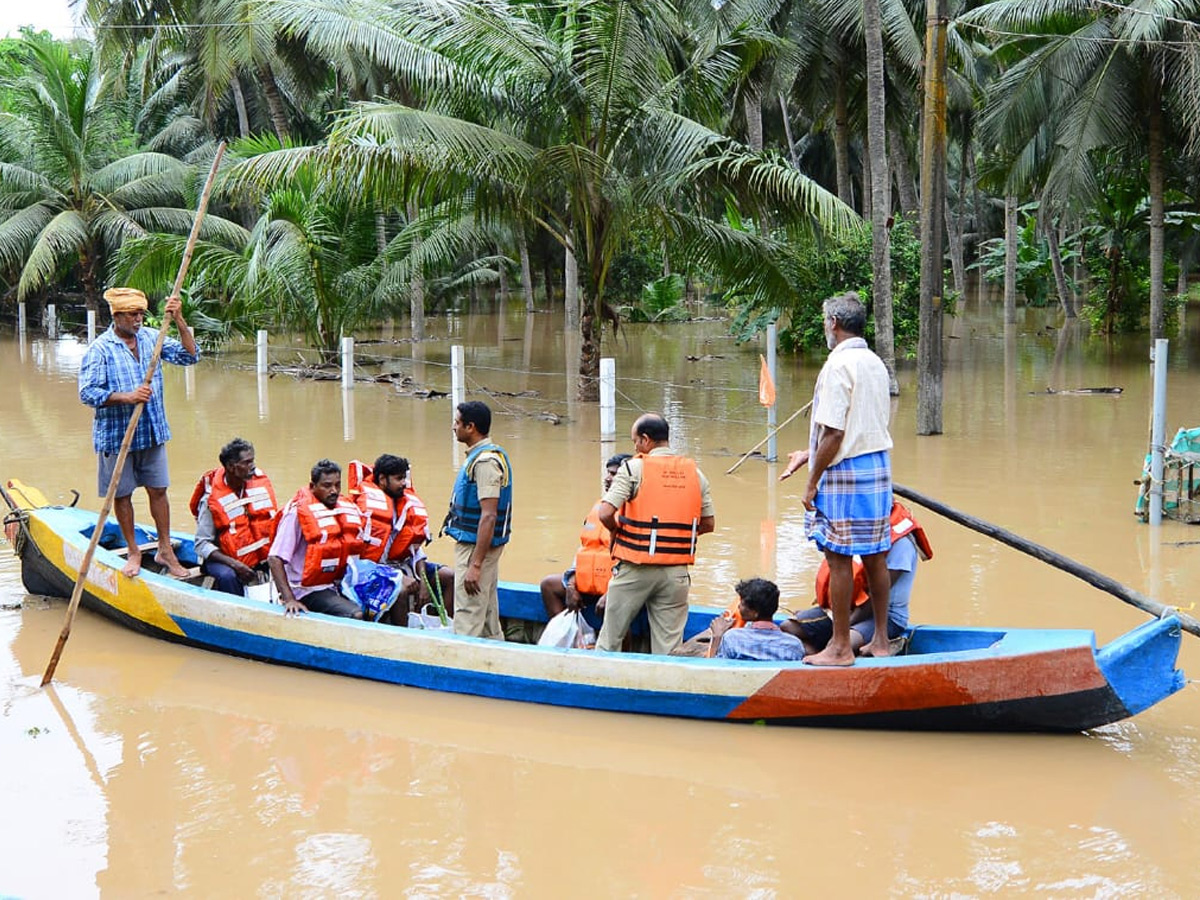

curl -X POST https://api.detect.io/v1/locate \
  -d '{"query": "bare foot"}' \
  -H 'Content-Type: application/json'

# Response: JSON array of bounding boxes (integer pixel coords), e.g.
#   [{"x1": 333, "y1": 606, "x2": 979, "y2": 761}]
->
[
  {"x1": 803, "y1": 645, "x2": 856, "y2": 667},
  {"x1": 155, "y1": 552, "x2": 191, "y2": 579},
  {"x1": 121, "y1": 550, "x2": 143, "y2": 578},
  {"x1": 859, "y1": 638, "x2": 892, "y2": 659}
]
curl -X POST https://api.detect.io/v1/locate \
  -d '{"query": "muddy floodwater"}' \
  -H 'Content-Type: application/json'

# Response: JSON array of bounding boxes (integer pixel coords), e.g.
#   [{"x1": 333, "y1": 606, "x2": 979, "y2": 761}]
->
[{"x1": 3, "y1": 298, "x2": 1200, "y2": 897}]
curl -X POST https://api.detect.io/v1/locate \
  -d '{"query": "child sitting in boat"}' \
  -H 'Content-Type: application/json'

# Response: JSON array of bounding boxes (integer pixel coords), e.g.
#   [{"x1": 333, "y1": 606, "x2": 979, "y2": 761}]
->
[{"x1": 706, "y1": 578, "x2": 804, "y2": 661}]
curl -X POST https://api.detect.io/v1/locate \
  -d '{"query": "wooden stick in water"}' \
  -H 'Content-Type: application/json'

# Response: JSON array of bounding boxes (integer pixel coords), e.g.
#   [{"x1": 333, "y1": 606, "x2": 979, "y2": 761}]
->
[
  {"x1": 893, "y1": 482, "x2": 1200, "y2": 639},
  {"x1": 42, "y1": 142, "x2": 227, "y2": 687},
  {"x1": 726, "y1": 401, "x2": 812, "y2": 475}
]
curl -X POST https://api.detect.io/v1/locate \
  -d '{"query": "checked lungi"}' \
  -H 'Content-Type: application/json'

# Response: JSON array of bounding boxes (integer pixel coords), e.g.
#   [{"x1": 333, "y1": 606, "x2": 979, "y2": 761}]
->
[{"x1": 805, "y1": 450, "x2": 892, "y2": 555}]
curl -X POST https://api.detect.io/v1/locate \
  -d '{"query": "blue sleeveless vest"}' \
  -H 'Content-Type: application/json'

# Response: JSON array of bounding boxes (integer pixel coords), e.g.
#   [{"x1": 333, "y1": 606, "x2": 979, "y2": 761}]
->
[{"x1": 443, "y1": 442, "x2": 513, "y2": 546}]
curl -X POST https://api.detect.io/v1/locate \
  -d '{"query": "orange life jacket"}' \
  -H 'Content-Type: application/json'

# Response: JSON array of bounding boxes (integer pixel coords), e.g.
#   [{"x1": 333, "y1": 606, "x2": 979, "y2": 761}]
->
[
  {"x1": 351, "y1": 470, "x2": 431, "y2": 565},
  {"x1": 289, "y1": 487, "x2": 364, "y2": 587},
  {"x1": 612, "y1": 454, "x2": 703, "y2": 565},
  {"x1": 188, "y1": 467, "x2": 279, "y2": 568},
  {"x1": 573, "y1": 502, "x2": 614, "y2": 595},
  {"x1": 813, "y1": 501, "x2": 933, "y2": 608}
]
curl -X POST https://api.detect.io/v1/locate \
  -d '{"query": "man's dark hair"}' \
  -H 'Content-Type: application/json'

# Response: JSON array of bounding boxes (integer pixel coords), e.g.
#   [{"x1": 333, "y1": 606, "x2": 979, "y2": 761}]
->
[
  {"x1": 457, "y1": 400, "x2": 492, "y2": 436},
  {"x1": 373, "y1": 454, "x2": 409, "y2": 479},
  {"x1": 219, "y1": 437, "x2": 254, "y2": 467},
  {"x1": 824, "y1": 291, "x2": 867, "y2": 337},
  {"x1": 310, "y1": 458, "x2": 341, "y2": 484},
  {"x1": 606, "y1": 452, "x2": 633, "y2": 469},
  {"x1": 634, "y1": 414, "x2": 670, "y2": 443},
  {"x1": 736, "y1": 577, "x2": 781, "y2": 620}
]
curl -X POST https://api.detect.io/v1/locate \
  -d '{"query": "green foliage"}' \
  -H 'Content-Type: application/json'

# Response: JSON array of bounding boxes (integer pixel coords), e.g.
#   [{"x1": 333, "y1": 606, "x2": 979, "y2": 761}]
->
[
  {"x1": 728, "y1": 216, "x2": 927, "y2": 356},
  {"x1": 974, "y1": 203, "x2": 1077, "y2": 308},
  {"x1": 606, "y1": 227, "x2": 663, "y2": 305},
  {"x1": 621, "y1": 274, "x2": 688, "y2": 323}
]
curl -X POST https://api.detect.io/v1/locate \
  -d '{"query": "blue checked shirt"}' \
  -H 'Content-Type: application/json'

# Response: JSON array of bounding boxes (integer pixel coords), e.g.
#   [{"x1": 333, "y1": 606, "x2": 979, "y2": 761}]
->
[{"x1": 78, "y1": 325, "x2": 200, "y2": 454}]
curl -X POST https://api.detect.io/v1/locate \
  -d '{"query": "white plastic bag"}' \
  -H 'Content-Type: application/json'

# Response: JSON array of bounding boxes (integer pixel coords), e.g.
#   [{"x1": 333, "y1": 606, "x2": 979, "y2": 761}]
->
[
  {"x1": 538, "y1": 610, "x2": 595, "y2": 649},
  {"x1": 407, "y1": 602, "x2": 453, "y2": 632}
]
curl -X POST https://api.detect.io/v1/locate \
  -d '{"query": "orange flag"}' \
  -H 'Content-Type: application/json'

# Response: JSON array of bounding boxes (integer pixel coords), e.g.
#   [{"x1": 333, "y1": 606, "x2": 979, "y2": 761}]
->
[{"x1": 758, "y1": 354, "x2": 776, "y2": 407}]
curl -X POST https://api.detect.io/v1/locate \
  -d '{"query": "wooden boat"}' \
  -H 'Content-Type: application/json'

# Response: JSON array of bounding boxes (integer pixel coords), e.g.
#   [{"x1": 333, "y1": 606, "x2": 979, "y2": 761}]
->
[{"x1": 2, "y1": 483, "x2": 1187, "y2": 732}]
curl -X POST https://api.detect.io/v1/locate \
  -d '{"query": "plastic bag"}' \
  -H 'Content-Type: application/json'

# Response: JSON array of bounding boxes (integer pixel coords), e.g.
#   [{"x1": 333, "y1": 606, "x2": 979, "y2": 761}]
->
[
  {"x1": 341, "y1": 557, "x2": 405, "y2": 622},
  {"x1": 538, "y1": 610, "x2": 595, "y2": 649},
  {"x1": 407, "y1": 602, "x2": 454, "y2": 631}
]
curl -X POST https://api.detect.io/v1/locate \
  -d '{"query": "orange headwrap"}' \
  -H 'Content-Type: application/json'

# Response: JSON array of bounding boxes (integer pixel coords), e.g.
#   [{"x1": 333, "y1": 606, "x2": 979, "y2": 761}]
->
[{"x1": 103, "y1": 287, "x2": 149, "y2": 313}]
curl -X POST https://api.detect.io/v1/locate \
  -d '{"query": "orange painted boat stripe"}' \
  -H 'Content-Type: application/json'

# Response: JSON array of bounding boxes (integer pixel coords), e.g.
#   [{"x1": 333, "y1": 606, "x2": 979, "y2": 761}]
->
[{"x1": 728, "y1": 646, "x2": 1108, "y2": 719}]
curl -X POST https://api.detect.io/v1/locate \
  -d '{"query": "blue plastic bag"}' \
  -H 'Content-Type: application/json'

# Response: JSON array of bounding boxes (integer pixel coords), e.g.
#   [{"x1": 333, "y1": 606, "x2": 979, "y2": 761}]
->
[{"x1": 341, "y1": 557, "x2": 405, "y2": 622}]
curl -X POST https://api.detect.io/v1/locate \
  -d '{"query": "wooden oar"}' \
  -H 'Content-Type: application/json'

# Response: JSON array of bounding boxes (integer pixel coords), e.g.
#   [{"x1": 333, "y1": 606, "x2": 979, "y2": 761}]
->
[
  {"x1": 893, "y1": 482, "x2": 1200, "y2": 639},
  {"x1": 41, "y1": 143, "x2": 226, "y2": 687},
  {"x1": 725, "y1": 401, "x2": 813, "y2": 475}
]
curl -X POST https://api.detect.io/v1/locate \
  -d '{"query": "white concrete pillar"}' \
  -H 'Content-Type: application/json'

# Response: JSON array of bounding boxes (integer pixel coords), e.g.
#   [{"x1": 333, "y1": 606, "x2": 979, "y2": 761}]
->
[
  {"x1": 451, "y1": 344, "x2": 465, "y2": 411},
  {"x1": 256, "y1": 329, "x2": 268, "y2": 374},
  {"x1": 600, "y1": 357, "x2": 616, "y2": 440},
  {"x1": 341, "y1": 336, "x2": 354, "y2": 389},
  {"x1": 18, "y1": 302, "x2": 26, "y2": 333},
  {"x1": 46, "y1": 303, "x2": 57, "y2": 338},
  {"x1": 766, "y1": 323, "x2": 778, "y2": 462},
  {"x1": 87, "y1": 309, "x2": 97, "y2": 342},
  {"x1": 1149, "y1": 339, "x2": 1169, "y2": 525}
]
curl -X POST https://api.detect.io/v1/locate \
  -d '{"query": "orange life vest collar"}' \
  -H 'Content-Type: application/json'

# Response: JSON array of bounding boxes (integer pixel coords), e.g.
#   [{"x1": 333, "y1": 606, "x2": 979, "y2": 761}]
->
[
  {"x1": 573, "y1": 501, "x2": 614, "y2": 595},
  {"x1": 188, "y1": 467, "x2": 278, "y2": 568}
]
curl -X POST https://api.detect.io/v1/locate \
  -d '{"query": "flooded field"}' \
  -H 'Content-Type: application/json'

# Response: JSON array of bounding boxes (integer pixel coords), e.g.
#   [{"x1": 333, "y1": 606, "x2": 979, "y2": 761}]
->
[{"x1": 3, "y1": 297, "x2": 1200, "y2": 896}]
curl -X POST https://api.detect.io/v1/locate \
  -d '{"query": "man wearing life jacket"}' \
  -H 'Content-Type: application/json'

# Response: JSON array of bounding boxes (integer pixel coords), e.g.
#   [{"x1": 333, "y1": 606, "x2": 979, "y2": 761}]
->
[
  {"x1": 349, "y1": 453, "x2": 454, "y2": 624},
  {"x1": 267, "y1": 459, "x2": 364, "y2": 618},
  {"x1": 539, "y1": 453, "x2": 632, "y2": 629},
  {"x1": 596, "y1": 413, "x2": 715, "y2": 655},
  {"x1": 782, "y1": 500, "x2": 932, "y2": 655},
  {"x1": 191, "y1": 437, "x2": 278, "y2": 596},
  {"x1": 444, "y1": 401, "x2": 512, "y2": 639}
]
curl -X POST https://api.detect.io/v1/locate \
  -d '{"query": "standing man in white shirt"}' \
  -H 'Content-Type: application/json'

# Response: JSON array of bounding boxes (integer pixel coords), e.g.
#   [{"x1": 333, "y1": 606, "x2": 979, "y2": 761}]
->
[{"x1": 780, "y1": 292, "x2": 894, "y2": 665}]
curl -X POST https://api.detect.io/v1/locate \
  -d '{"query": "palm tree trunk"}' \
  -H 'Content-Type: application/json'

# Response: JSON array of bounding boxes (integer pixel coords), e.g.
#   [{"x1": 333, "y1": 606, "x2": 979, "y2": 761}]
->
[
  {"x1": 1003, "y1": 195, "x2": 1018, "y2": 325},
  {"x1": 864, "y1": 0, "x2": 897, "y2": 395},
  {"x1": 498, "y1": 244, "x2": 509, "y2": 298},
  {"x1": 744, "y1": 83, "x2": 763, "y2": 152},
  {"x1": 231, "y1": 76, "x2": 251, "y2": 138},
  {"x1": 917, "y1": 0, "x2": 949, "y2": 435},
  {"x1": 518, "y1": 229, "x2": 535, "y2": 313},
  {"x1": 578, "y1": 295, "x2": 599, "y2": 401},
  {"x1": 78, "y1": 245, "x2": 100, "y2": 313},
  {"x1": 946, "y1": 192, "x2": 966, "y2": 302},
  {"x1": 888, "y1": 121, "x2": 919, "y2": 218},
  {"x1": 833, "y1": 61, "x2": 854, "y2": 208},
  {"x1": 564, "y1": 234, "x2": 579, "y2": 329},
  {"x1": 1147, "y1": 77, "x2": 1166, "y2": 339},
  {"x1": 407, "y1": 201, "x2": 425, "y2": 340},
  {"x1": 257, "y1": 63, "x2": 291, "y2": 144},
  {"x1": 778, "y1": 93, "x2": 800, "y2": 168},
  {"x1": 1045, "y1": 218, "x2": 1075, "y2": 318}
]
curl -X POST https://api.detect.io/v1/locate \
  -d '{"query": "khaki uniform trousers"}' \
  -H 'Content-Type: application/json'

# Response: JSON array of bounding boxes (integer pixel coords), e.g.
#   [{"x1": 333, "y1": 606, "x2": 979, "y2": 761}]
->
[
  {"x1": 453, "y1": 541, "x2": 506, "y2": 640},
  {"x1": 596, "y1": 561, "x2": 691, "y2": 655}
]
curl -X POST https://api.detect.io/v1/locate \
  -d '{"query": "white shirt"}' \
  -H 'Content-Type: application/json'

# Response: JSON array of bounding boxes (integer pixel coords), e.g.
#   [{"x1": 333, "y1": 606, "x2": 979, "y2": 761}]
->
[{"x1": 810, "y1": 337, "x2": 893, "y2": 466}]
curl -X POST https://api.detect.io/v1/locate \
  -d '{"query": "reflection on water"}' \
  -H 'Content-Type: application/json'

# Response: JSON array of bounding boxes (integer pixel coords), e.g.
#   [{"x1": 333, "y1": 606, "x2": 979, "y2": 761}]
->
[{"x1": 3, "y1": 301, "x2": 1200, "y2": 895}]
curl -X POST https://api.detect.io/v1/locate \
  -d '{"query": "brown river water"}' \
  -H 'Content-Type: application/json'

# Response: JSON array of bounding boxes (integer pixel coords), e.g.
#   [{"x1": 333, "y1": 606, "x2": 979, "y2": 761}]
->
[{"x1": 2, "y1": 297, "x2": 1200, "y2": 897}]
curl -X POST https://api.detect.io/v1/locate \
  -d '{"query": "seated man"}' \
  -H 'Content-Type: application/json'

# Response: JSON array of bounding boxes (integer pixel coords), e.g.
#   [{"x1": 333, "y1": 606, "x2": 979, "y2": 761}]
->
[
  {"x1": 268, "y1": 459, "x2": 364, "y2": 618},
  {"x1": 539, "y1": 453, "x2": 632, "y2": 631},
  {"x1": 707, "y1": 578, "x2": 804, "y2": 661},
  {"x1": 190, "y1": 437, "x2": 279, "y2": 596},
  {"x1": 782, "y1": 500, "x2": 932, "y2": 655},
  {"x1": 349, "y1": 454, "x2": 454, "y2": 624}
]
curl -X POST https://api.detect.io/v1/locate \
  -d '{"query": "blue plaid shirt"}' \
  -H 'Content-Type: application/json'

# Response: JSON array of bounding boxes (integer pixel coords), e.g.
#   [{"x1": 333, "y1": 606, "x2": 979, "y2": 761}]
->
[
  {"x1": 716, "y1": 623, "x2": 806, "y2": 662},
  {"x1": 78, "y1": 325, "x2": 200, "y2": 454}
]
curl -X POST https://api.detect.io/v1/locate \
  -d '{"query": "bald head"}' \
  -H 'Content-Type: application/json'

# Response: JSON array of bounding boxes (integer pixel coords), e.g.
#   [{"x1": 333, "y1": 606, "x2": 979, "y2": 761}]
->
[{"x1": 632, "y1": 414, "x2": 670, "y2": 448}]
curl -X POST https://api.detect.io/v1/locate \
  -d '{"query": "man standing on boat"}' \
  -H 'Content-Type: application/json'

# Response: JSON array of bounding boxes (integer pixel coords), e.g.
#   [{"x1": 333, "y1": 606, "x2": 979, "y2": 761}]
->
[
  {"x1": 443, "y1": 401, "x2": 512, "y2": 640},
  {"x1": 190, "y1": 437, "x2": 279, "y2": 596},
  {"x1": 78, "y1": 287, "x2": 199, "y2": 578},
  {"x1": 781, "y1": 291, "x2": 894, "y2": 665},
  {"x1": 596, "y1": 413, "x2": 715, "y2": 655}
]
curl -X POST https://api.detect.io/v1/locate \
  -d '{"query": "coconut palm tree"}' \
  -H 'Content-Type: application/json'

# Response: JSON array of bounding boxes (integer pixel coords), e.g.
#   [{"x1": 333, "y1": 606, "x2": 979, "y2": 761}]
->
[
  {"x1": 963, "y1": 0, "x2": 1200, "y2": 337},
  {"x1": 234, "y1": 0, "x2": 858, "y2": 398},
  {"x1": 0, "y1": 35, "x2": 239, "y2": 310}
]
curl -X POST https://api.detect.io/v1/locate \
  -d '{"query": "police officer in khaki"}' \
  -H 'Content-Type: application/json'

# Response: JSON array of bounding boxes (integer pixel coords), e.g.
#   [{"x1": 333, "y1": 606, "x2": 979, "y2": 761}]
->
[{"x1": 596, "y1": 414, "x2": 715, "y2": 654}]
